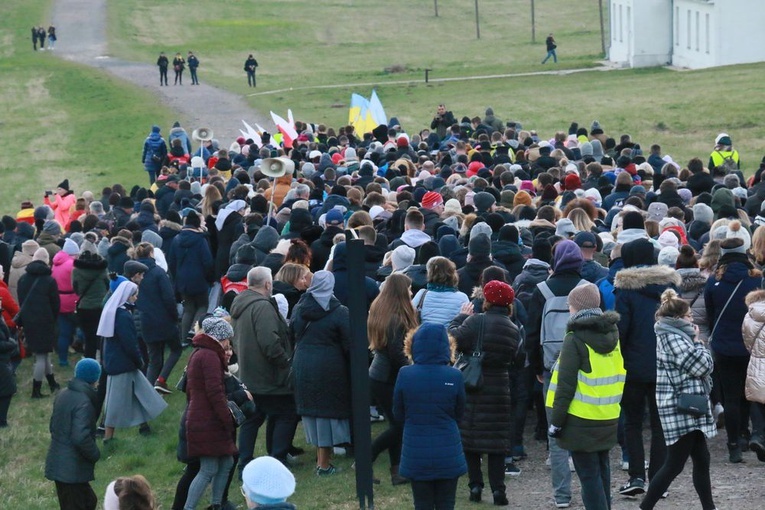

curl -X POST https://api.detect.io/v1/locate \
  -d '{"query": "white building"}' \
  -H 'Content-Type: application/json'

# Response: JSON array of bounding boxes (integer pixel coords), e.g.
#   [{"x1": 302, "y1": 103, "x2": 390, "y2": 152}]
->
[{"x1": 609, "y1": 0, "x2": 765, "y2": 69}]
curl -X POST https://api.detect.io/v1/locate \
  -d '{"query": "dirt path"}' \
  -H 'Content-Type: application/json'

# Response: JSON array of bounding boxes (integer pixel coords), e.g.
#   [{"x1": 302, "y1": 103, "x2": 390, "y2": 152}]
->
[{"x1": 51, "y1": 0, "x2": 271, "y2": 144}]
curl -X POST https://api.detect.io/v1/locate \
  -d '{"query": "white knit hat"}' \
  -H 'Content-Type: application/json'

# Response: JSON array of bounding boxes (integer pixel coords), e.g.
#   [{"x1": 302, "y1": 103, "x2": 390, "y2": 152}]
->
[
  {"x1": 725, "y1": 220, "x2": 751, "y2": 251},
  {"x1": 242, "y1": 456, "x2": 296, "y2": 504}
]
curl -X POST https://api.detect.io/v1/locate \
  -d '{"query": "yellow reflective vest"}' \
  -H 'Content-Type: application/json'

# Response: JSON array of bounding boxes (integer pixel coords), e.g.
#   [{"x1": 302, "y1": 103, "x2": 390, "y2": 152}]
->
[
  {"x1": 710, "y1": 149, "x2": 740, "y2": 169},
  {"x1": 546, "y1": 342, "x2": 626, "y2": 421}
]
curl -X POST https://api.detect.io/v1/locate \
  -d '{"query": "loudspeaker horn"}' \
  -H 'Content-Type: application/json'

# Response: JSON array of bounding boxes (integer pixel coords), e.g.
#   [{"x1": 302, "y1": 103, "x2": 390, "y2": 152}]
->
[
  {"x1": 260, "y1": 157, "x2": 295, "y2": 178},
  {"x1": 192, "y1": 127, "x2": 214, "y2": 142}
]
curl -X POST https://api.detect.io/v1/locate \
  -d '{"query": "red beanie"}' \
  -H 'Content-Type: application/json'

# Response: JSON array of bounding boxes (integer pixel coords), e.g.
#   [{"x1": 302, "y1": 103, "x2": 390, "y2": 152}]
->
[
  {"x1": 564, "y1": 173, "x2": 582, "y2": 191},
  {"x1": 421, "y1": 191, "x2": 443, "y2": 209},
  {"x1": 396, "y1": 137, "x2": 409, "y2": 148},
  {"x1": 483, "y1": 281, "x2": 515, "y2": 307},
  {"x1": 467, "y1": 161, "x2": 484, "y2": 177}
]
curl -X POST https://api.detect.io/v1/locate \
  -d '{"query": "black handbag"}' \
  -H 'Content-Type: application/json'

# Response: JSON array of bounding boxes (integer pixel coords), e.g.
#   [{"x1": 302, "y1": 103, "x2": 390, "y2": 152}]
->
[
  {"x1": 453, "y1": 315, "x2": 485, "y2": 393},
  {"x1": 677, "y1": 393, "x2": 708, "y2": 417},
  {"x1": 227, "y1": 400, "x2": 247, "y2": 426}
]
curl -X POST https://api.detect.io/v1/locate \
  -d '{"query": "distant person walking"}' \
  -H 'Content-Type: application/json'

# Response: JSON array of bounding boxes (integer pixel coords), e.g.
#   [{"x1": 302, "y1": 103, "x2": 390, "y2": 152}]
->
[
  {"x1": 542, "y1": 33, "x2": 557, "y2": 64},
  {"x1": 47, "y1": 25, "x2": 57, "y2": 50},
  {"x1": 157, "y1": 52, "x2": 169, "y2": 86},
  {"x1": 37, "y1": 26, "x2": 47, "y2": 51},
  {"x1": 244, "y1": 54, "x2": 258, "y2": 87},
  {"x1": 173, "y1": 52, "x2": 185, "y2": 85},
  {"x1": 188, "y1": 51, "x2": 200, "y2": 85}
]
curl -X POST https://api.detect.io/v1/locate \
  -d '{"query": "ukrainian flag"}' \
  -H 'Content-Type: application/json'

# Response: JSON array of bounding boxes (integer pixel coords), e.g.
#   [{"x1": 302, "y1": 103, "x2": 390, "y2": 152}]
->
[{"x1": 348, "y1": 93, "x2": 370, "y2": 132}]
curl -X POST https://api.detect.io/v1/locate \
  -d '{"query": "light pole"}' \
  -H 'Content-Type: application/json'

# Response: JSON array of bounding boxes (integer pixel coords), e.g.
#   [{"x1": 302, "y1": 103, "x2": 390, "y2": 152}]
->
[{"x1": 475, "y1": 0, "x2": 480, "y2": 39}]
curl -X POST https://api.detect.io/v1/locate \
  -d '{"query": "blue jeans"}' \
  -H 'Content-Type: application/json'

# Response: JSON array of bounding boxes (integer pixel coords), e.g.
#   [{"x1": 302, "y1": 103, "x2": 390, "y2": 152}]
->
[
  {"x1": 57, "y1": 313, "x2": 77, "y2": 365},
  {"x1": 542, "y1": 49, "x2": 557, "y2": 63},
  {"x1": 571, "y1": 450, "x2": 611, "y2": 510},
  {"x1": 544, "y1": 372, "x2": 572, "y2": 504}
]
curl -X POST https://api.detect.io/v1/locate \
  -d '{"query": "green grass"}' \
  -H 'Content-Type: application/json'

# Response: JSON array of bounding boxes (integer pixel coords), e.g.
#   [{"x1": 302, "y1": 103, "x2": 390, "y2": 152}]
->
[
  {"x1": 0, "y1": 0, "x2": 176, "y2": 213},
  {"x1": 0, "y1": 350, "x2": 415, "y2": 510}
]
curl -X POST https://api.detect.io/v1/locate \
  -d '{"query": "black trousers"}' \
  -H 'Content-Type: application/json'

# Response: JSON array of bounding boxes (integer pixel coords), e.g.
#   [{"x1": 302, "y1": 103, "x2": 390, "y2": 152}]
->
[
  {"x1": 190, "y1": 68, "x2": 198, "y2": 84},
  {"x1": 714, "y1": 352, "x2": 750, "y2": 445},
  {"x1": 640, "y1": 430, "x2": 715, "y2": 510},
  {"x1": 622, "y1": 380, "x2": 666, "y2": 481},
  {"x1": 410, "y1": 477, "x2": 458, "y2": 510},
  {"x1": 174, "y1": 69, "x2": 183, "y2": 84},
  {"x1": 0, "y1": 395, "x2": 12, "y2": 426},
  {"x1": 370, "y1": 379, "x2": 402, "y2": 466},
  {"x1": 509, "y1": 366, "x2": 529, "y2": 452},
  {"x1": 77, "y1": 308, "x2": 102, "y2": 360},
  {"x1": 246, "y1": 70, "x2": 256, "y2": 87},
  {"x1": 55, "y1": 481, "x2": 97, "y2": 510},
  {"x1": 238, "y1": 394, "x2": 298, "y2": 471},
  {"x1": 465, "y1": 452, "x2": 505, "y2": 493},
  {"x1": 159, "y1": 67, "x2": 168, "y2": 85}
]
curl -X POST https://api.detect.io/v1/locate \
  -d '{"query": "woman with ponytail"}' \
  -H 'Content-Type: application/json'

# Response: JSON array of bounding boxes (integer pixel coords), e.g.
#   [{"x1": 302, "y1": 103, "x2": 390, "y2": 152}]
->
[{"x1": 640, "y1": 289, "x2": 717, "y2": 510}]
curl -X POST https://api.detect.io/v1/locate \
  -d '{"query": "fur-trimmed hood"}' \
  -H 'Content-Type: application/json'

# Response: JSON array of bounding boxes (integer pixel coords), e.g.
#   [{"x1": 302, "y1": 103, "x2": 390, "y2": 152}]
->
[
  {"x1": 677, "y1": 268, "x2": 707, "y2": 293},
  {"x1": 613, "y1": 265, "x2": 681, "y2": 291},
  {"x1": 159, "y1": 219, "x2": 182, "y2": 232},
  {"x1": 746, "y1": 289, "x2": 765, "y2": 307},
  {"x1": 568, "y1": 310, "x2": 621, "y2": 354}
]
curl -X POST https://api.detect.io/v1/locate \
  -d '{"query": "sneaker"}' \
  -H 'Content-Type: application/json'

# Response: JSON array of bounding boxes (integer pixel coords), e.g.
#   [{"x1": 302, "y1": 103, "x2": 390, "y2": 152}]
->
[
  {"x1": 370, "y1": 406, "x2": 385, "y2": 422},
  {"x1": 95, "y1": 426, "x2": 105, "y2": 438},
  {"x1": 316, "y1": 464, "x2": 340, "y2": 476},
  {"x1": 619, "y1": 478, "x2": 645, "y2": 497},
  {"x1": 554, "y1": 501, "x2": 570, "y2": 508},
  {"x1": 545, "y1": 455, "x2": 551, "y2": 469},
  {"x1": 661, "y1": 491, "x2": 669, "y2": 499},
  {"x1": 713, "y1": 403, "x2": 725, "y2": 428},
  {"x1": 504, "y1": 462, "x2": 521, "y2": 476},
  {"x1": 154, "y1": 381, "x2": 172, "y2": 395},
  {"x1": 621, "y1": 460, "x2": 629, "y2": 471}
]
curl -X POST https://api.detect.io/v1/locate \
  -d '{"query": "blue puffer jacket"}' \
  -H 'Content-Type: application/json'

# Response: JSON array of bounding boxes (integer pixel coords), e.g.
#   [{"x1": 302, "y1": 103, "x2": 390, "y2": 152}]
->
[
  {"x1": 103, "y1": 307, "x2": 143, "y2": 375},
  {"x1": 135, "y1": 257, "x2": 178, "y2": 343},
  {"x1": 705, "y1": 255, "x2": 762, "y2": 357},
  {"x1": 167, "y1": 228, "x2": 213, "y2": 296},
  {"x1": 614, "y1": 265, "x2": 681, "y2": 382},
  {"x1": 412, "y1": 287, "x2": 469, "y2": 327},
  {"x1": 394, "y1": 323, "x2": 467, "y2": 481},
  {"x1": 142, "y1": 125, "x2": 168, "y2": 172}
]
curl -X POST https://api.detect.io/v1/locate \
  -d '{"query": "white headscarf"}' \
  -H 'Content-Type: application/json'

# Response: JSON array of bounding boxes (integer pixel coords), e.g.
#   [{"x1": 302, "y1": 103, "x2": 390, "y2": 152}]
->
[
  {"x1": 97, "y1": 280, "x2": 138, "y2": 338},
  {"x1": 215, "y1": 199, "x2": 247, "y2": 231}
]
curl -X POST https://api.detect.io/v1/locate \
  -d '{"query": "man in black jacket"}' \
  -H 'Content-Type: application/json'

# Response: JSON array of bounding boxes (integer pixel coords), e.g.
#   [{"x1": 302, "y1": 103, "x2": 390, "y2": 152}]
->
[
  {"x1": 685, "y1": 157, "x2": 715, "y2": 197},
  {"x1": 157, "y1": 52, "x2": 169, "y2": 86},
  {"x1": 244, "y1": 54, "x2": 259, "y2": 87},
  {"x1": 430, "y1": 104, "x2": 456, "y2": 140},
  {"x1": 45, "y1": 359, "x2": 101, "y2": 510}
]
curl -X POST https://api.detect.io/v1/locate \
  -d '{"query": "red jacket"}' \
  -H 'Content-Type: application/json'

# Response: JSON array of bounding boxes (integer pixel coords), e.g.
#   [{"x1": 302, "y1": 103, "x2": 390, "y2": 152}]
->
[{"x1": 185, "y1": 333, "x2": 237, "y2": 457}]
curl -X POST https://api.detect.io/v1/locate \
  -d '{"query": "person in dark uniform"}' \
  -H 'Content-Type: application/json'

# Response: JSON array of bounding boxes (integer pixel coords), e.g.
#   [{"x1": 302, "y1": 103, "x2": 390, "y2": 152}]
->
[
  {"x1": 37, "y1": 26, "x2": 47, "y2": 51},
  {"x1": 173, "y1": 52, "x2": 185, "y2": 85},
  {"x1": 157, "y1": 52, "x2": 169, "y2": 86},
  {"x1": 187, "y1": 51, "x2": 199, "y2": 85},
  {"x1": 244, "y1": 54, "x2": 258, "y2": 87},
  {"x1": 32, "y1": 27, "x2": 39, "y2": 50}
]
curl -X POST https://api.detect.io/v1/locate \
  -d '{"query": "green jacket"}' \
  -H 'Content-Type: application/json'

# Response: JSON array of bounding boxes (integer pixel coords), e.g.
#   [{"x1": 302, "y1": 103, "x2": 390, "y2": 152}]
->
[
  {"x1": 551, "y1": 310, "x2": 621, "y2": 453},
  {"x1": 230, "y1": 289, "x2": 292, "y2": 395},
  {"x1": 72, "y1": 256, "x2": 109, "y2": 310}
]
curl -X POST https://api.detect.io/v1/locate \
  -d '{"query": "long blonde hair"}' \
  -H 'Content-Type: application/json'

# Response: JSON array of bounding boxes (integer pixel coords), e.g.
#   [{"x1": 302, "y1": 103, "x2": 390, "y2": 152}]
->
[
  {"x1": 368, "y1": 273, "x2": 418, "y2": 350},
  {"x1": 200, "y1": 185, "x2": 222, "y2": 217}
]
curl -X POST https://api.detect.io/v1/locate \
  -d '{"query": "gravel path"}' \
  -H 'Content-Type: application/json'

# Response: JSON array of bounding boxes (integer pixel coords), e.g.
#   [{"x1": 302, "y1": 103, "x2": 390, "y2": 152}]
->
[{"x1": 51, "y1": 0, "x2": 271, "y2": 143}]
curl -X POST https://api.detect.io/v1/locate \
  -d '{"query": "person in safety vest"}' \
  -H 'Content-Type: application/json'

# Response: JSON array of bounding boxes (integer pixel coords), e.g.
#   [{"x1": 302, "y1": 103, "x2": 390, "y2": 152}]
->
[{"x1": 547, "y1": 282, "x2": 625, "y2": 510}]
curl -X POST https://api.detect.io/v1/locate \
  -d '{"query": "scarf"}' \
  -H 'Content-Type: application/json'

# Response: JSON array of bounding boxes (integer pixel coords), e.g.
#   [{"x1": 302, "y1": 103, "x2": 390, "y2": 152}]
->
[
  {"x1": 96, "y1": 280, "x2": 138, "y2": 338},
  {"x1": 307, "y1": 270, "x2": 334, "y2": 311}
]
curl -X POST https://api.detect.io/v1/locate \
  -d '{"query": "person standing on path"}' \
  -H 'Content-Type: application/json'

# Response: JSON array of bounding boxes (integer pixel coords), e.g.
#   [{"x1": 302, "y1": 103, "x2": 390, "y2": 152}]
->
[
  {"x1": 542, "y1": 33, "x2": 557, "y2": 64},
  {"x1": 244, "y1": 54, "x2": 258, "y2": 87},
  {"x1": 47, "y1": 25, "x2": 57, "y2": 50},
  {"x1": 173, "y1": 52, "x2": 185, "y2": 85},
  {"x1": 157, "y1": 52, "x2": 169, "y2": 86},
  {"x1": 187, "y1": 51, "x2": 199, "y2": 85},
  {"x1": 37, "y1": 26, "x2": 47, "y2": 51}
]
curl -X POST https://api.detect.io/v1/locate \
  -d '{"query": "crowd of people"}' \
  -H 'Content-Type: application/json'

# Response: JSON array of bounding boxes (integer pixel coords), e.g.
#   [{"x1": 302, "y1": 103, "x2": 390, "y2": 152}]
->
[
  {"x1": 3, "y1": 108, "x2": 765, "y2": 510},
  {"x1": 31, "y1": 25, "x2": 57, "y2": 51},
  {"x1": 154, "y1": 52, "x2": 259, "y2": 87}
]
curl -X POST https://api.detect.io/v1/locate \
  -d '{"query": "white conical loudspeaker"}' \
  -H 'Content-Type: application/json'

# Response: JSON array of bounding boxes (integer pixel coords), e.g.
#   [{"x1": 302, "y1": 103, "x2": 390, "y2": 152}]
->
[
  {"x1": 192, "y1": 127, "x2": 213, "y2": 142},
  {"x1": 260, "y1": 157, "x2": 295, "y2": 178}
]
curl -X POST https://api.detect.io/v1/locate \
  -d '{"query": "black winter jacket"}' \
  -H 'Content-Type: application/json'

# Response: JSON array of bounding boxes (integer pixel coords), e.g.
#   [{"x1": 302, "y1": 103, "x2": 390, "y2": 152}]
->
[
  {"x1": 449, "y1": 308, "x2": 519, "y2": 454},
  {"x1": 290, "y1": 294, "x2": 351, "y2": 419},
  {"x1": 17, "y1": 260, "x2": 59, "y2": 353}
]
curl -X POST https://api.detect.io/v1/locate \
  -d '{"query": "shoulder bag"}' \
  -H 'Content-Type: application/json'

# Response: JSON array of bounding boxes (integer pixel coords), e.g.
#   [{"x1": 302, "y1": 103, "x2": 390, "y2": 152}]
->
[
  {"x1": 415, "y1": 290, "x2": 428, "y2": 323},
  {"x1": 453, "y1": 315, "x2": 485, "y2": 393}
]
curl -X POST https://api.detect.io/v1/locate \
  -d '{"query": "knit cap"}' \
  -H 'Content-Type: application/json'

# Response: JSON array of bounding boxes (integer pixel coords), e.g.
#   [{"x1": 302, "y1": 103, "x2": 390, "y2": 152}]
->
[
  {"x1": 513, "y1": 190, "x2": 532, "y2": 207},
  {"x1": 720, "y1": 237, "x2": 746, "y2": 255},
  {"x1": 63, "y1": 238, "x2": 80, "y2": 256},
  {"x1": 470, "y1": 222, "x2": 493, "y2": 240},
  {"x1": 74, "y1": 358, "x2": 101, "y2": 384},
  {"x1": 567, "y1": 283, "x2": 601, "y2": 313},
  {"x1": 658, "y1": 230, "x2": 679, "y2": 250},
  {"x1": 555, "y1": 218, "x2": 576, "y2": 238},
  {"x1": 33, "y1": 247, "x2": 49, "y2": 264},
  {"x1": 421, "y1": 191, "x2": 443, "y2": 209},
  {"x1": 202, "y1": 317, "x2": 234, "y2": 342},
  {"x1": 693, "y1": 203, "x2": 714, "y2": 225},
  {"x1": 483, "y1": 280, "x2": 515, "y2": 307},
  {"x1": 500, "y1": 190, "x2": 515, "y2": 208},
  {"x1": 658, "y1": 246, "x2": 680, "y2": 267},
  {"x1": 444, "y1": 198, "x2": 462, "y2": 215},
  {"x1": 473, "y1": 192, "x2": 496, "y2": 212},
  {"x1": 43, "y1": 220, "x2": 61, "y2": 236},
  {"x1": 142, "y1": 230, "x2": 163, "y2": 249},
  {"x1": 725, "y1": 220, "x2": 751, "y2": 251},
  {"x1": 469, "y1": 233, "x2": 492, "y2": 258},
  {"x1": 647, "y1": 202, "x2": 668, "y2": 223},
  {"x1": 242, "y1": 456, "x2": 296, "y2": 505},
  {"x1": 391, "y1": 245, "x2": 416, "y2": 271},
  {"x1": 21, "y1": 240, "x2": 40, "y2": 256}
]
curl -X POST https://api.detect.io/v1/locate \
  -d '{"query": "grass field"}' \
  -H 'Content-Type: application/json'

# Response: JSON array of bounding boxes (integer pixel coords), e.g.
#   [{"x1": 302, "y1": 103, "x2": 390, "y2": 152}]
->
[{"x1": 0, "y1": 0, "x2": 176, "y2": 213}]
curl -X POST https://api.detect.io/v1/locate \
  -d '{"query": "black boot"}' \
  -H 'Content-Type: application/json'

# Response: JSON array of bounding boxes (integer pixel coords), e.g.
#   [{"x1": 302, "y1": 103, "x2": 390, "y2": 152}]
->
[
  {"x1": 728, "y1": 442, "x2": 743, "y2": 463},
  {"x1": 390, "y1": 465, "x2": 409, "y2": 486},
  {"x1": 469, "y1": 485, "x2": 482, "y2": 503},
  {"x1": 46, "y1": 374, "x2": 60, "y2": 392},
  {"x1": 493, "y1": 490, "x2": 509, "y2": 506},
  {"x1": 32, "y1": 380, "x2": 47, "y2": 398}
]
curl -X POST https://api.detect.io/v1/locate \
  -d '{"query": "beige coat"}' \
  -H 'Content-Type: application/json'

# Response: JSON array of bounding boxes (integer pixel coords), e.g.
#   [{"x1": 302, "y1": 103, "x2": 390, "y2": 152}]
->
[{"x1": 742, "y1": 290, "x2": 765, "y2": 404}]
